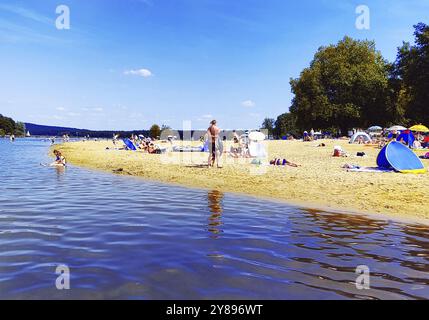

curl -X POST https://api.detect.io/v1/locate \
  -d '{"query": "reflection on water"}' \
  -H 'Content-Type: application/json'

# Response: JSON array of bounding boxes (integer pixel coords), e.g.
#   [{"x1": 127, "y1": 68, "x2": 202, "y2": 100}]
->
[
  {"x1": 0, "y1": 139, "x2": 428, "y2": 300},
  {"x1": 207, "y1": 190, "x2": 224, "y2": 239},
  {"x1": 293, "y1": 209, "x2": 429, "y2": 299},
  {"x1": 55, "y1": 166, "x2": 66, "y2": 181}
]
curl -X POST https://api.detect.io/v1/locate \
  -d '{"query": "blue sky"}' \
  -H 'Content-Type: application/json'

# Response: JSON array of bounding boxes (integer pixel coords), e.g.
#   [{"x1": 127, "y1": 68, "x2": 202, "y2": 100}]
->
[{"x1": 0, "y1": 0, "x2": 428, "y2": 130}]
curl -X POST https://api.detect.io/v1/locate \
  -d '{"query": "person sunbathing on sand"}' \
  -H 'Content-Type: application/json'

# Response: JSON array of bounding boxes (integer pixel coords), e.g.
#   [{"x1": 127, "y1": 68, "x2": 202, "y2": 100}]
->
[
  {"x1": 333, "y1": 146, "x2": 348, "y2": 157},
  {"x1": 147, "y1": 142, "x2": 157, "y2": 154},
  {"x1": 270, "y1": 158, "x2": 300, "y2": 167}
]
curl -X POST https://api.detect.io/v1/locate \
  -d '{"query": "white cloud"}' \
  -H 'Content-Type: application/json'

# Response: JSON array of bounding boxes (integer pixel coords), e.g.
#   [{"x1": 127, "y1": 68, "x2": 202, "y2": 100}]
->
[
  {"x1": 130, "y1": 112, "x2": 144, "y2": 118},
  {"x1": 196, "y1": 114, "x2": 214, "y2": 122},
  {"x1": 124, "y1": 68, "x2": 153, "y2": 78},
  {"x1": 82, "y1": 107, "x2": 103, "y2": 112},
  {"x1": 67, "y1": 112, "x2": 81, "y2": 117},
  {"x1": 0, "y1": 4, "x2": 52, "y2": 25},
  {"x1": 241, "y1": 100, "x2": 256, "y2": 108},
  {"x1": 55, "y1": 107, "x2": 82, "y2": 117}
]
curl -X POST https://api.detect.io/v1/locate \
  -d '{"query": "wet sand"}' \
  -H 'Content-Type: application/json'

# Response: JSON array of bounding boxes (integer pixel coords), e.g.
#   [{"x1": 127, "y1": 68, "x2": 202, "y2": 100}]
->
[{"x1": 57, "y1": 139, "x2": 429, "y2": 221}]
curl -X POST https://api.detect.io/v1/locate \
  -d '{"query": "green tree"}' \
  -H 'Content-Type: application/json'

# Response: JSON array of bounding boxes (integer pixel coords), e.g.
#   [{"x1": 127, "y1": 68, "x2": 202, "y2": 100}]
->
[
  {"x1": 274, "y1": 112, "x2": 299, "y2": 138},
  {"x1": 0, "y1": 128, "x2": 5, "y2": 137},
  {"x1": 0, "y1": 114, "x2": 16, "y2": 134},
  {"x1": 149, "y1": 124, "x2": 161, "y2": 139},
  {"x1": 15, "y1": 122, "x2": 25, "y2": 136},
  {"x1": 261, "y1": 118, "x2": 275, "y2": 136},
  {"x1": 289, "y1": 36, "x2": 391, "y2": 133},
  {"x1": 393, "y1": 23, "x2": 429, "y2": 125}
]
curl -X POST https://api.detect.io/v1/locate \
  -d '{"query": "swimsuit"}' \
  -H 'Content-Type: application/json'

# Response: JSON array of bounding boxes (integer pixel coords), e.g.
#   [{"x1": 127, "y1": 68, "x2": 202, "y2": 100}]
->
[
  {"x1": 211, "y1": 137, "x2": 216, "y2": 161},
  {"x1": 56, "y1": 156, "x2": 66, "y2": 166}
]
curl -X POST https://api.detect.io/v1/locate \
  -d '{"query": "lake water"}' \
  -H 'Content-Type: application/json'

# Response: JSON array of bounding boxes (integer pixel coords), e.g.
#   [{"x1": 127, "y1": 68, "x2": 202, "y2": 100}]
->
[{"x1": 0, "y1": 138, "x2": 428, "y2": 300}]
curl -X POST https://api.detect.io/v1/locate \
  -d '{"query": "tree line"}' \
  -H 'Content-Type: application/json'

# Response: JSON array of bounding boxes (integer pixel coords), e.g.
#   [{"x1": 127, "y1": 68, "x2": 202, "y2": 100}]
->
[
  {"x1": 0, "y1": 114, "x2": 25, "y2": 137},
  {"x1": 262, "y1": 23, "x2": 429, "y2": 138}
]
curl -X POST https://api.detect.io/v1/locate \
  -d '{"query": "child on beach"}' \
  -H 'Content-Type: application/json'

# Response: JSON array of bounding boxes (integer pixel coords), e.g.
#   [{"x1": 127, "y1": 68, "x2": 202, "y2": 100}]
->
[{"x1": 52, "y1": 150, "x2": 66, "y2": 167}]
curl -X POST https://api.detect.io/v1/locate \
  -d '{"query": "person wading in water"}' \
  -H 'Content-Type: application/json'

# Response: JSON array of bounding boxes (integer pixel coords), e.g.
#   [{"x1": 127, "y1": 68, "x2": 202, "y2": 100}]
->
[{"x1": 207, "y1": 120, "x2": 223, "y2": 168}]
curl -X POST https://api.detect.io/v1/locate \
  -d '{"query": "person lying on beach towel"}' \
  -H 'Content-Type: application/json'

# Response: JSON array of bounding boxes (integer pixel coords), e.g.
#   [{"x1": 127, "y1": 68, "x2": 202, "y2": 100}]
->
[
  {"x1": 270, "y1": 158, "x2": 300, "y2": 167},
  {"x1": 420, "y1": 152, "x2": 429, "y2": 160}
]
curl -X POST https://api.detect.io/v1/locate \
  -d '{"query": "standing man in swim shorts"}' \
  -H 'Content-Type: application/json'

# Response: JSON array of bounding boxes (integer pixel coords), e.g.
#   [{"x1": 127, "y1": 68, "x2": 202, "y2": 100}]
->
[{"x1": 207, "y1": 120, "x2": 222, "y2": 168}]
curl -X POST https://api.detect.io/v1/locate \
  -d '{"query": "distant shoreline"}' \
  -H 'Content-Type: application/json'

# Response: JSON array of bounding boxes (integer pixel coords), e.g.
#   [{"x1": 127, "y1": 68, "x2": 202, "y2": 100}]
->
[{"x1": 56, "y1": 140, "x2": 429, "y2": 224}]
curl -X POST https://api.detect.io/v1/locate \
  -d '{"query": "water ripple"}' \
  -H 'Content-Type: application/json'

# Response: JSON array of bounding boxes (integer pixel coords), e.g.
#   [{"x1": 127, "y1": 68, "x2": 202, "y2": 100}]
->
[{"x1": 0, "y1": 139, "x2": 428, "y2": 299}]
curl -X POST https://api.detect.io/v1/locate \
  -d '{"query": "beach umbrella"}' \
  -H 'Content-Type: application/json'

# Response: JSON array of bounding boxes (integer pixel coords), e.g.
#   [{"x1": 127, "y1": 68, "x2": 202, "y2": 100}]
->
[
  {"x1": 387, "y1": 125, "x2": 407, "y2": 131},
  {"x1": 368, "y1": 126, "x2": 382, "y2": 131},
  {"x1": 409, "y1": 124, "x2": 429, "y2": 132},
  {"x1": 248, "y1": 131, "x2": 266, "y2": 142}
]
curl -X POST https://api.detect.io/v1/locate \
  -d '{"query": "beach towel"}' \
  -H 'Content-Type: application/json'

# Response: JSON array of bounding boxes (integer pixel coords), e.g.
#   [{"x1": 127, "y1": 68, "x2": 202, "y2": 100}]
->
[
  {"x1": 172, "y1": 146, "x2": 203, "y2": 153},
  {"x1": 346, "y1": 166, "x2": 394, "y2": 173},
  {"x1": 206, "y1": 137, "x2": 224, "y2": 154}
]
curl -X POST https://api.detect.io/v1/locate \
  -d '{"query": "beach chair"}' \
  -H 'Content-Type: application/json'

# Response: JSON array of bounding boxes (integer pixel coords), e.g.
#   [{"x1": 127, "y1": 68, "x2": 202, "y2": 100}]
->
[{"x1": 123, "y1": 139, "x2": 137, "y2": 151}]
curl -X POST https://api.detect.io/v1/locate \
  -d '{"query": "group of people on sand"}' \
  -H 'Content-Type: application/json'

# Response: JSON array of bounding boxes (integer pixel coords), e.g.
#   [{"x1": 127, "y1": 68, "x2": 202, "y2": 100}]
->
[
  {"x1": 206, "y1": 120, "x2": 300, "y2": 168},
  {"x1": 113, "y1": 133, "x2": 162, "y2": 154},
  {"x1": 377, "y1": 130, "x2": 429, "y2": 149},
  {"x1": 229, "y1": 130, "x2": 252, "y2": 159},
  {"x1": 303, "y1": 129, "x2": 318, "y2": 142},
  {"x1": 409, "y1": 133, "x2": 429, "y2": 149},
  {"x1": 130, "y1": 134, "x2": 159, "y2": 153},
  {"x1": 53, "y1": 120, "x2": 301, "y2": 169}
]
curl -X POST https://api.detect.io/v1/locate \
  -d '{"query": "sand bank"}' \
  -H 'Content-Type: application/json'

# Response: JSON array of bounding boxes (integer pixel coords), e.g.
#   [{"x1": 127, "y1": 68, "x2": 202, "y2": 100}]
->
[{"x1": 56, "y1": 140, "x2": 429, "y2": 221}]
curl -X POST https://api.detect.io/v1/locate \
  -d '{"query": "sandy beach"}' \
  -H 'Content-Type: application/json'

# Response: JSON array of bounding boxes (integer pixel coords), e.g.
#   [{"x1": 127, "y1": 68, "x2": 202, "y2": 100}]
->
[{"x1": 56, "y1": 139, "x2": 429, "y2": 221}]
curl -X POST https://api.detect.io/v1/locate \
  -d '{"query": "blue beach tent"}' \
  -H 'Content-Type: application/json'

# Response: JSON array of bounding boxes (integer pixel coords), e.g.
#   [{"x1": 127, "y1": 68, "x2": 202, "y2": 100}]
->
[
  {"x1": 123, "y1": 139, "x2": 137, "y2": 151},
  {"x1": 396, "y1": 131, "x2": 415, "y2": 147},
  {"x1": 377, "y1": 141, "x2": 426, "y2": 174}
]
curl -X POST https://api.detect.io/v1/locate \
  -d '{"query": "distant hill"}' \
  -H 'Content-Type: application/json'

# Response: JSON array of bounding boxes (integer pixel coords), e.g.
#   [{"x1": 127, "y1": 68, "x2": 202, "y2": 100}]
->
[
  {"x1": 24, "y1": 123, "x2": 149, "y2": 138},
  {"x1": 24, "y1": 123, "x2": 247, "y2": 140},
  {"x1": 25, "y1": 123, "x2": 90, "y2": 136}
]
